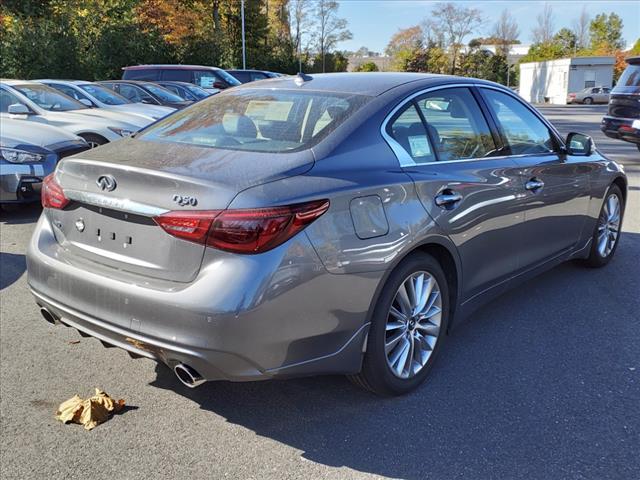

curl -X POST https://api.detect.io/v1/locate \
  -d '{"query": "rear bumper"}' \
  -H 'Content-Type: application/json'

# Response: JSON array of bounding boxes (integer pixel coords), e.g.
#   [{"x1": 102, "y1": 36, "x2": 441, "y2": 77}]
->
[
  {"x1": 27, "y1": 213, "x2": 380, "y2": 383},
  {"x1": 601, "y1": 116, "x2": 640, "y2": 144}
]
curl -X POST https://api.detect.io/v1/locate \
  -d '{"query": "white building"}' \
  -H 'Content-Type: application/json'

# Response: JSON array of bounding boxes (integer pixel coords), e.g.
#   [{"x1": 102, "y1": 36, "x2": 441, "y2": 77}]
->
[{"x1": 519, "y1": 56, "x2": 615, "y2": 104}]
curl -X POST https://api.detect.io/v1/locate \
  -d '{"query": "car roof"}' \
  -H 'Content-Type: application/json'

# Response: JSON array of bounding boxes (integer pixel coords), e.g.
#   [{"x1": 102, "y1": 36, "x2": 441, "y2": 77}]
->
[
  {"x1": 157, "y1": 81, "x2": 197, "y2": 87},
  {"x1": 36, "y1": 79, "x2": 93, "y2": 86},
  {"x1": 122, "y1": 64, "x2": 223, "y2": 71},
  {"x1": 98, "y1": 80, "x2": 152, "y2": 86},
  {"x1": 227, "y1": 69, "x2": 272, "y2": 74},
  {"x1": 1, "y1": 79, "x2": 41, "y2": 86},
  {"x1": 238, "y1": 72, "x2": 459, "y2": 96}
]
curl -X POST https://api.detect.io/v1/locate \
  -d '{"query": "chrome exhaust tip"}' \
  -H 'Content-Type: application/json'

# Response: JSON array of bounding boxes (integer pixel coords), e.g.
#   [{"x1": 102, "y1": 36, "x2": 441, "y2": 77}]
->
[
  {"x1": 40, "y1": 308, "x2": 59, "y2": 325},
  {"x1": 173, "y1": 363, "x2": 206, "y2": 388}
]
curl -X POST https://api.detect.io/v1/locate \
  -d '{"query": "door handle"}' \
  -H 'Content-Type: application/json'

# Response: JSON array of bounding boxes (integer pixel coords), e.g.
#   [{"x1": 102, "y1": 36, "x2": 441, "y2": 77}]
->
[
  {"x1": 525, "y1": 178, "x2": 545, "y2": 192},
  {"x1": 434, "y1": 191, "x2": 463, "y2": 207}
]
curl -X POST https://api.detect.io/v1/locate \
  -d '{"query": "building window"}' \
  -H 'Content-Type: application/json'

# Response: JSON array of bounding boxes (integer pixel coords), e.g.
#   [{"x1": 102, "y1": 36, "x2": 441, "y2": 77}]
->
[{"x1": 584, "y1": 70, "x2": 596, "y2": 88}]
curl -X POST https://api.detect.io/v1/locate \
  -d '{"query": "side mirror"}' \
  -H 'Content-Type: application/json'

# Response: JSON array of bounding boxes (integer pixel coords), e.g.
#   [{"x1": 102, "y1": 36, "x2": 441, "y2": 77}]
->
[
  {"x1": 79, "y1": 98, "x2": 93, "y2": 107},
  {"x1": 566, "y1": 132, "x2": 593, "y2": 156},
  {"x1": 8, "y1": 103, "x2": 30, "y2": 115}
]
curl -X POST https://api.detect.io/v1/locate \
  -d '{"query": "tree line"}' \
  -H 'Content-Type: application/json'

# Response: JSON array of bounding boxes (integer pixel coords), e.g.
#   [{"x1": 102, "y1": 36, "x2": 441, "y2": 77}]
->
[
  {"x1": 384, "y1": 2, "x2": 639, "y2": 85},
  {"x1": 0, "y1": 0, "x2": 352, "y2": 80}
]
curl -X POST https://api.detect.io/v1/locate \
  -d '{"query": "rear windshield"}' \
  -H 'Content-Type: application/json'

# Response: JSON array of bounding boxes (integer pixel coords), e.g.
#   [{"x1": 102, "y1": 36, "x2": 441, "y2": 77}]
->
[
  {"x1": 138, "y1": 89, "x2": 370, "y2": 152},
  {"x1": 617, "y1": 65, "x2": 640, "y2": 88}
]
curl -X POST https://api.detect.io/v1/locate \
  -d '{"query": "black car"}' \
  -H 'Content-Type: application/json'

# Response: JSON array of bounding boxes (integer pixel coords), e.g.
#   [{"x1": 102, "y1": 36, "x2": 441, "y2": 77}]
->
[
  {"x1": 98, "y1": 80, "x2": 192, "y2": 109},
  {"x1": 155, "y1": 81, "x2": 212, "y2": 102},
  {"x1": 226, "y1": 69, "x2": 283, "y2": 83},
  {"x1": 122, "y1": 65, "x2": 241, "y2": 91},
  {"x1": 601, "y1": 56, "x2": 640, "y2": 152}
]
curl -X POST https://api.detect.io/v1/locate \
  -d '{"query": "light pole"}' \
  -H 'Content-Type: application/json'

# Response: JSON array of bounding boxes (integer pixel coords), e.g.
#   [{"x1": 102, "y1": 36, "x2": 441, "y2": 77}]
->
[{"x1": 241, "y1": 0, "x2": 246, "y2": 69}]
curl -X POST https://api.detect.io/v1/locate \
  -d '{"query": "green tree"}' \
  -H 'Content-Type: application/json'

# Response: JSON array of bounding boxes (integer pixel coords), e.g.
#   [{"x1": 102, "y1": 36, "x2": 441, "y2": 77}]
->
[
  {"x1": 554, "y1": 28, "x2": 578, "y2": 56},
  {"x1": 355, "y1": 61, "x2": 379, "y2": 72},
  {"x1": 589, "y1": 13, "x2": 624, "y2": 52}
]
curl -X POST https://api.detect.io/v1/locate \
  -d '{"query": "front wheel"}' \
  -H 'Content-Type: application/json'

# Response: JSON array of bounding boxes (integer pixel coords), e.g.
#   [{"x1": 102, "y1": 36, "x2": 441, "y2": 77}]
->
[
  {"x1": 583, "y1": 184, "x2": 624, "y2": 267},
  {"x1": 78, "y1": 133, "x2": 108, "y2": 149},
  {"x1": 349, "y1": 253, "x2": 449, "y2": 396},
  {"x1": 583, "y1": 97, "x2": 593, "y2": 105}
]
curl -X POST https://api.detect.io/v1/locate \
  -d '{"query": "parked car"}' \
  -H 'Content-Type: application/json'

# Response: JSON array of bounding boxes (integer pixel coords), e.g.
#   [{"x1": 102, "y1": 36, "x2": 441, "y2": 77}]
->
[
  {"x1": 1, "y1": 80, "x2": 146, "y2": 148},
  {"x1": 601, "y1": 56, "x2": 640, "y2": 152},
  {"x1": 226, "y1": 69, "x2": 283, "y2": 83},
  {"x1": 98, "y1": 80, "x2": 191, "y2": 109},
  {"x1": 37, "y1": 80, "x2": 175, "y2": 121},
  {"x1": 567, "y1": 86, "x2": 611, "y2": 104},
  {"x1": 122, "y1": 64, "x2": 241, "y2": 92},
  {"x1": 1, "y1": 117, "x2": 89, "y2": 204},
  {"x1": 155, "y1": 81, "x2": 212, "y2": 102},
  {"x1": 28, "y1": 73, "x2": 627, "y2": 396}
]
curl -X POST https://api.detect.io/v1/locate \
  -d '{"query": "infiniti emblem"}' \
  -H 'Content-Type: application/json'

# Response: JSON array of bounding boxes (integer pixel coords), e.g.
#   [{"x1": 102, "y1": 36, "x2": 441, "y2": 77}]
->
[{"x1": 96, "y1": 175, "x2": 117, "y2": 192}]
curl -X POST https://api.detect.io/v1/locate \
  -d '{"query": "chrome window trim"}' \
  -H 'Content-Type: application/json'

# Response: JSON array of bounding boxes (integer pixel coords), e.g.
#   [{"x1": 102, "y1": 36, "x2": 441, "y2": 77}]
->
[
  {"x1": 380, "y1": 82, "x2": 564, "y2": 168},
  {"x1": 64, "y1": 189, "x2": 169, "y2": 217}
]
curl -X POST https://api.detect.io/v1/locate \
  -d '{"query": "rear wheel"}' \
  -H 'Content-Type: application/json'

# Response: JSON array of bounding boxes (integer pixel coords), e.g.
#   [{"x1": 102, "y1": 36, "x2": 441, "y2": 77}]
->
[
  {"x1": 78, "y1": 133, "x2": 108, "y2": 149},
  {"x1": 583, "y1": 97, "x2": 593, "y2": 105},
  {"x1": 350, "y1": 253, "x2": 449, "y2": 396},
  {"x1": 583, "y1": 184, "x2": 624, "y2": 267}
]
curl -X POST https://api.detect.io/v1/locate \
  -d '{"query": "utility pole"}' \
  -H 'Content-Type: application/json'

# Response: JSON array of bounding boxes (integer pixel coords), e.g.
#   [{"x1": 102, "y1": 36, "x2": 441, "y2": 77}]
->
[{"x1": 241, "y1": 0, "x2": 246, "y2": 69}]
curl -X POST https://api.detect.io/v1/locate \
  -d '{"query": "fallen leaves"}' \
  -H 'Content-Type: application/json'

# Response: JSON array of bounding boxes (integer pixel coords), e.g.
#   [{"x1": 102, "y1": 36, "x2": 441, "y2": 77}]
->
[{"x1": 55, "y1": 389, "x2": 125, "y2": 430}]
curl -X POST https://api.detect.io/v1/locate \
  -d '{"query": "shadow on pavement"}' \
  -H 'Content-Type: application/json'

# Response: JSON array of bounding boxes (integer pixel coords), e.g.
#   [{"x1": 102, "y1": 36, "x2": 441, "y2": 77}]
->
[
  {"x1": 0, "y1": 252, "x2": 26, "y2": 290},
  {"x1": 0, "y1": 203, "x2": 42, "y2": 225},
  {"x1": 150, "y1": 232, "x2": 640, "y2": 479}
]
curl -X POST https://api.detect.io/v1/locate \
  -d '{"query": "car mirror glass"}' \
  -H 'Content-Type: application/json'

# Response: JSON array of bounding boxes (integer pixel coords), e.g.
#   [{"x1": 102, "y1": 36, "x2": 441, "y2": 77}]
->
[
  {"x1": 79, "y1": 98, "x2": 93, "y2": 107},
  {"x1": 8, "y1": 103, "x2": 30, "y2": 115},
  {"x1": 566, "y1": 132, "x2": 593, "y2": 156}
]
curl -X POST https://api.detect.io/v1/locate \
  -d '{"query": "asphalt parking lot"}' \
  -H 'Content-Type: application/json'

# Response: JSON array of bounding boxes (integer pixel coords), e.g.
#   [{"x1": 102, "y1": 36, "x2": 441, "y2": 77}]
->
[{"x1": 1, "y1": 105, "x2": 638, "y2": 479}]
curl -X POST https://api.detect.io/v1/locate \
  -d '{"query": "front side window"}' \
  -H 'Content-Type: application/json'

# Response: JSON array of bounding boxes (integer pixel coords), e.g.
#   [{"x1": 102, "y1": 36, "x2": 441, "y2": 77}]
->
[
  {"x1": 49, "y1": 84, "x2": 87, "y2": 102},
  {"x1": 139, "y1": 89, "x2": 370, "y2": 153},
  {"x1": 13, "y1": 84, "x2": 88, "y2": 111},
  {"x1": 0, "y1": 88, "x2": 25, "y2": 112},
  {"x1": 387, "y1": 104, "x2": 434, "y2": 163},
  {"x1": 79, "y1": 84, "x2": 129, "y2": 105},
  {"x1": 118, "y1": 84, "x2": 156, "y2": 104},
  {"x1": 143, "y1": 84, "x2": 184, "y2": 102},
  {"x1": 416, "y1": 88, "x2": 496, "y2": 161},
  {"x1": 481, "y1": 89, "x2": 556, "y2": 155}
]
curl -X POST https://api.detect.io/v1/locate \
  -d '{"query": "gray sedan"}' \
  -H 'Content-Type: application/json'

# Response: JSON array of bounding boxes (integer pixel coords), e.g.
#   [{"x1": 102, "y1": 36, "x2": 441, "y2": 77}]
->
[
  {"x1": 568, "y1": 86, "x2": 611, "y2": 104},
  {"x1": 27, "y1": 73, "x2": 627, "y2": 396}
]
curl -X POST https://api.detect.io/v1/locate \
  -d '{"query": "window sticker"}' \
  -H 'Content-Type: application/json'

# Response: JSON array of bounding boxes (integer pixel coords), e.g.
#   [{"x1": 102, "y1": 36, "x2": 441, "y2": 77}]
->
[
  {"x1": 199, "y1": 76, "x2": 216, "y2": 88},
  {"x1": 245, "y1": 100, "x2": 293, "y2": 121},
  {"x1": 408, "y1": 135, "x2": 431, "y2": 157}
]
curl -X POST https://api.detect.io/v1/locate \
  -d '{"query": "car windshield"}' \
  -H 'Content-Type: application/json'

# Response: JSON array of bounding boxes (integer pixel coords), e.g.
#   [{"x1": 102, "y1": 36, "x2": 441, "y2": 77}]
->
[
  {"x1": 139, "y1": 89, "x2": 370, "y2": 153},
  {"x1": 216, "y1": 69, "x2": 242, "y2": 86},
  {"x1": 185, "y1": 84, "x2": 210, "y2": 99},
  {"x1": 79, "y1": 84, "x2": 130, "y2": 105},
  {"x1": 143, "y1": 84, "x2": 185, "y2": 102},
  {"x1": 14, "y1": 84, "x2": 88, "y2": 111}
]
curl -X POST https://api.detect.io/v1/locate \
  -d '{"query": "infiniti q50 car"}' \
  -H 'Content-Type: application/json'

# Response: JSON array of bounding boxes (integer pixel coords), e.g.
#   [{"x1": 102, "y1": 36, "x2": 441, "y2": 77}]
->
[{"x1": 27, "y1": 73, "x2": 627, "y2": 396}]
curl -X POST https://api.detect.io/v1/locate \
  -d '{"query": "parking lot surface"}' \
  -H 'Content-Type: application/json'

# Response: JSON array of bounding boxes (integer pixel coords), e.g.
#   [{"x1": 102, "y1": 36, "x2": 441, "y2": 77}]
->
[{"x1": 1, "y1": 105, "x2": 638, "y2": 479}]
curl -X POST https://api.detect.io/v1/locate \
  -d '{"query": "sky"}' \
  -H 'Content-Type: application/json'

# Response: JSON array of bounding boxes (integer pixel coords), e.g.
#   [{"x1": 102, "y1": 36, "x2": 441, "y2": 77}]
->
[{"x1": 336, "y1": 0, "x2": 640, "y2": 54}]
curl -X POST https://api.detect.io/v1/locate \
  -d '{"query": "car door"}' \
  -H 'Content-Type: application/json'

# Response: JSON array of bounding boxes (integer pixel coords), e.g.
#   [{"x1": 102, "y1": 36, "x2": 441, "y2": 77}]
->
[
  {"x1": 386, "y1": 86, "x2": 526, "y2": 299},
  {"x1": 478, "y1": 87, "x2": 592, "y2": 269}
]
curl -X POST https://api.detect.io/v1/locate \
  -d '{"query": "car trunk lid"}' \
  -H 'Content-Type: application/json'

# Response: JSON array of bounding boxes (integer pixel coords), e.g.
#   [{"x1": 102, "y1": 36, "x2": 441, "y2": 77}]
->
[{"x1": 48, "y1": 137, "x2": 313, "y2": 282}]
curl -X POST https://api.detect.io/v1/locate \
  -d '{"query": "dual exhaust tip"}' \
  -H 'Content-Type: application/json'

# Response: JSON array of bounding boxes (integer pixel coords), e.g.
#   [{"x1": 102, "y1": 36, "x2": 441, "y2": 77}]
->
[
  {"x1": 173, "y1": 363, "x2": 206, "y2": 388},
  {"x1": 40, "y1": 307, "x2": 206, "y2": 389}
]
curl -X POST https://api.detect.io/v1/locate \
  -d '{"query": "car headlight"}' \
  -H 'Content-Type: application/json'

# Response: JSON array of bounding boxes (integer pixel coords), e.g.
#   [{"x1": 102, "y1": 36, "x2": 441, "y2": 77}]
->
[
  {"x1": 0, "y1": 147, "x2": 45, "y2": 163},
  {"x1": 108, "y1": 127, "x2": 136, "y2": 137},
  {"x1": 632, "y1": 120, "x2": 640, "y2": 130}
]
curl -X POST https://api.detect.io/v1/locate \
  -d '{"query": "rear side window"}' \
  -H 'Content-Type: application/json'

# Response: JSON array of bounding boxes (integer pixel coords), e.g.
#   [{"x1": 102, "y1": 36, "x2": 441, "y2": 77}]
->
[
  {"x1": 229, "y1": 71, "x2": 251, "y2": 83},
  {"x1": 387, "y1": 104, "x2": 435, "y2": 163},
  {"x1": 416, "y1": 87, "x2": 496, "y2": 161},
  {"x1": 139, "y1": 89, "x2": 370, "y2": 152},
  {"x1": 161, "y1": 69, "x2": 192, "y2": 82},
  {"x1": 481, "y1": 89, "x2": 555, "y2": 155},
  {"x1": 123, "y1": 68, "x2": 160, "y2": 81}
]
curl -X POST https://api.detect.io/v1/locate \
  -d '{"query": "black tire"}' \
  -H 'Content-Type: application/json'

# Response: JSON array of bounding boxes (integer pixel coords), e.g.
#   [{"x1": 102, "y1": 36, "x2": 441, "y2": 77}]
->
[
  {"x1": 78, "y1": 133, "x2": 108, "y2": 149},
  {"x1": 583, "y1": 184, "x2": 624, "y2": 268},
  {"x1": 349, "y1": 253, "x2": 450, "y2": 396},
  {"x1": 583, "y1": 97, "x2": 593, "y2": 105}
]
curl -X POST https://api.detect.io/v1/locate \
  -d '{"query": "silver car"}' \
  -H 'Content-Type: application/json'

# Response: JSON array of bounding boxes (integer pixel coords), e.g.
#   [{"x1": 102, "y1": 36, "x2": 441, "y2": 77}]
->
[
  {"x1": 567, "y1": 86, "x2": 611, "y2": 104},
  {"x1": 27, "y1": 73, "x2": 627, "y2": 395}
]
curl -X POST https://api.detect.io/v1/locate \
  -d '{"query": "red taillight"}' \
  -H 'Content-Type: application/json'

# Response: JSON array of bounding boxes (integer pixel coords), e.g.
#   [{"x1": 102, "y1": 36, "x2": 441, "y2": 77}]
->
[
  {"x1": 153, "y1": 199, "x2": 329, "y2": 254},
  {"x1": 41, "y1": 174, "x2": 70, "y2": 209}
]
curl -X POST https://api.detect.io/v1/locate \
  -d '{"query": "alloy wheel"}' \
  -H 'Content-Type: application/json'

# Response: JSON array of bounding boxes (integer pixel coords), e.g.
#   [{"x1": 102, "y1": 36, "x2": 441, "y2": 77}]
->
[
  {"x1": 385, "y1": 271, "x2": 442, "y2": 379},
  {"x1": 597, "y1": 193, "x2": 621, "y2": 257}
]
